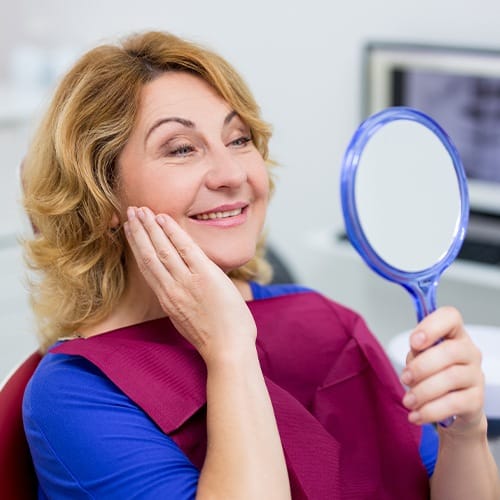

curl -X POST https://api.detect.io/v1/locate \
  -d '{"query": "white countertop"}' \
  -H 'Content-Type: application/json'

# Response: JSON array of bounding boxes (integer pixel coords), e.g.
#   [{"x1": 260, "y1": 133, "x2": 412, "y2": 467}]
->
[{"x1": 308, "y1": 226, "x2": 500, "y2": 290}]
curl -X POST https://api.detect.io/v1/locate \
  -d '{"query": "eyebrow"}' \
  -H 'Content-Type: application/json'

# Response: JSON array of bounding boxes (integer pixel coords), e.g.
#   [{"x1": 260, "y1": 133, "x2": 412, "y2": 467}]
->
[
  {"x1": 145, "y1": 117, "x2": 194, "y2": 145},
  {"x1": 224, "y1": 110, "x2": 238, "y2": 125},
  {"x1": 144, "y1": 110, "x2": 239, "y2": 145}
]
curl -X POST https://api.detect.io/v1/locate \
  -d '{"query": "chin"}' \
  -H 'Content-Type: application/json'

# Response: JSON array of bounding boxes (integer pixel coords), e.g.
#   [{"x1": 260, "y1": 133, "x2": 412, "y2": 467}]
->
[{"x1": 205, "y1": 248, "x2": 256, "y2": 274}]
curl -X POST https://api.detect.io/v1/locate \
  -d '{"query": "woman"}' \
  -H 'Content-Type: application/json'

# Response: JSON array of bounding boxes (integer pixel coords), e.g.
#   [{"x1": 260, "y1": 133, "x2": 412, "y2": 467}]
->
[{"x1": 22, "y1": 31, "x2": 499, "y2": 498}]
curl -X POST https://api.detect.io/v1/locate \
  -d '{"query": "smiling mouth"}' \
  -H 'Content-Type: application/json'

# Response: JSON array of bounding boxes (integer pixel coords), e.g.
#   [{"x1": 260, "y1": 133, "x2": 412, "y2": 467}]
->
[{"x1": 194, "y1": 208, "x2": 243, "y2": 220}]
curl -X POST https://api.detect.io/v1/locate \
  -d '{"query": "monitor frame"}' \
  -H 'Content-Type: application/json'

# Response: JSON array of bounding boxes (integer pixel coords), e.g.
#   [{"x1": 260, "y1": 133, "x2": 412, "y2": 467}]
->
[{"x1": 362, "y1": 41, "x2": 500, "y2": 217}]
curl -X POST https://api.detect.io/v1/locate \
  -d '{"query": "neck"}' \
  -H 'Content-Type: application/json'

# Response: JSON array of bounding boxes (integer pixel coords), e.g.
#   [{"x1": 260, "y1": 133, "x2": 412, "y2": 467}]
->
[{"x1": 78, "y1": 260, "x2": 252, "y2": 338}]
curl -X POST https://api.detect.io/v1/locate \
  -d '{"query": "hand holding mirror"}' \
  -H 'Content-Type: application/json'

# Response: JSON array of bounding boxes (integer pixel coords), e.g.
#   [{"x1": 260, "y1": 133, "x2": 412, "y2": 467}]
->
[{"x1": 340, "y1": 107, "x2": 469, "y2": 427}]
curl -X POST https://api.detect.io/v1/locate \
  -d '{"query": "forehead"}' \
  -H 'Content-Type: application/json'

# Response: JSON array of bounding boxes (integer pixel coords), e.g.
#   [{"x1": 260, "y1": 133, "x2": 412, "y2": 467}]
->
[{"x1": 137, "y1": 71, "x2": 232, "y2": 123}]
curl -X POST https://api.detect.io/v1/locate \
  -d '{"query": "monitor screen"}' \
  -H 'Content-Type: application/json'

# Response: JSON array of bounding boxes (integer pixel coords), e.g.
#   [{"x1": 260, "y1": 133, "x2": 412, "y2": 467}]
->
[
  {"x1": 393, "y1": 69, "x2": 500, "y2": 184},
  {"x1": 363, "y1": 42, "x2": 500, "y2": 216}
]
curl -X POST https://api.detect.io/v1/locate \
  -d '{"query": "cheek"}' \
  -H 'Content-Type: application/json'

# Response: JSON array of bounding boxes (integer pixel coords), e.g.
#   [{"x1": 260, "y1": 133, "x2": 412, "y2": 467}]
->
[
  {"x1": 256, "y1": 162, "x2": 271, "y2": 201},
  {"x1": 251, "y1": 163, "x2": 270, "y2": 233},
  {"x1": 118, "y1": 168, "x2": 194, "y2": 218}
]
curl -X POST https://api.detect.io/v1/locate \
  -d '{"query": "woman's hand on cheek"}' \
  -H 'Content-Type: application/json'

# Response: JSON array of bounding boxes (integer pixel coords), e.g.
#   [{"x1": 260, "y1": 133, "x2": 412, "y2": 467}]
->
[
  {"x1": 124, "y1": 206, "x2": 257, "y2": 366},
  {"x1": 400, "y1": 307, "x2": 485, "y2": 434}
]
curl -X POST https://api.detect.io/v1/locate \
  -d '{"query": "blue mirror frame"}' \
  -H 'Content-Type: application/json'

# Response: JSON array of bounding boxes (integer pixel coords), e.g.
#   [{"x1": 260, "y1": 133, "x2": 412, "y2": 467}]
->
[
  {"x1": 341, "y1": 107, "x2": 469, "y2": 428},
  {"x1": 340, "y1": 107, "x2": 469, "y2": 323}
]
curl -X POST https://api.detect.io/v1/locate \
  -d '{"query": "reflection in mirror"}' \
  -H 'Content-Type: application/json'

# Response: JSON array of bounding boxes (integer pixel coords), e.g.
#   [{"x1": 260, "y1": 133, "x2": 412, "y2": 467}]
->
[{"x1": 355, "y1": 119, "x2": 461, "y2": 272}]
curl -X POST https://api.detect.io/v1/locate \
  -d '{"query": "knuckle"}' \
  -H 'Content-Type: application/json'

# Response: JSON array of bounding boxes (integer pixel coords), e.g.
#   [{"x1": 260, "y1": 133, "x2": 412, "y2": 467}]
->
[
  {"x1": 176, "y1": 244, "x2": 191, "y2": 260},
  {"x1": 139, "y1": 253, "x2": 154, "y2": 273},
  {"x1": 442, "y1": 339, "x2": 463, "y2": 365},
  {"x1": 443, "y1": 341, "x2": 458, "y2": 364},
  {"x1": 191, "y1": 273, "x2": 206, "y2": 290},
  {"x1": 166, "y1": 287, "x2": 185, "y2": 306},
  {"x1": 158, "y1": 298, "x2": 170, "y2": 312},
  {"x1": 417, "y1": 403, "x2": 432, "y2": 422},
  {"x1": 448, "y1": 395, "x2": 461, "y2": 415},
  {"x1": 442, "y1": 305, "x2": 463, "y2": 325},
  {"x1": 456, "y1": 335, "x2": 482, "y2": 365},
  {"x1": 157, "y1": 248, "x2": 170, "y2": 263},
  {"x1": 471, "y1": 389, "x2": 484, "y2": 411},
  {"x1": 447, "y1": 364, "x2": 462, "y2": 384}
]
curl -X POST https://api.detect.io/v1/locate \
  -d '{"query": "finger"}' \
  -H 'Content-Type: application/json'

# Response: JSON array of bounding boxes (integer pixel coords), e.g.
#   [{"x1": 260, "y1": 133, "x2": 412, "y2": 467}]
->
[
  {"x1": 155, "y1": 213, "x2": 210, "y2": 272},
  {"x1": 407, "y1": 386, "x2": 484, "y2": 425},
  {"x1": 124, "y1": 207, "x2": 175, "y2": 290},
  {"x1": 136, "y1": 207, "x2": 188, "y2": 276},
  {"x1": 402, "y1": 336, "x2": 479, "y2": 386},
  {"x1": 402, "y1": 364, "x2": 483, "y2": 413},
  {"x1": 409, "y1": 307, "x2": 465, "y2": 354},
  {"x1": 405, "y1": 350, "x2": 416, "y2": 366}
]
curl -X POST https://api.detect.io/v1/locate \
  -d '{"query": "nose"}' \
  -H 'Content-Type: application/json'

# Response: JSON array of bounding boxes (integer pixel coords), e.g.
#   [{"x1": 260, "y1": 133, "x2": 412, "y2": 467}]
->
[{"x1": 205, "y1": 146, "x2": 247, "y2": 190}]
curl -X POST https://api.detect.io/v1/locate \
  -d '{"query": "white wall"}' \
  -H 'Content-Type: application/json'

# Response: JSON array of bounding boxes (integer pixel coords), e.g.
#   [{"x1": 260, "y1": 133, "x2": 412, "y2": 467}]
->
[{"x1": 1, "y1": 0, "x2": 500, "y2": 379}]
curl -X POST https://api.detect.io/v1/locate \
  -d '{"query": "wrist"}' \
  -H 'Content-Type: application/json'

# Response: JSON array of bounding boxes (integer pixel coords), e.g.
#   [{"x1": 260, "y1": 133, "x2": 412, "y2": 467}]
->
[
  {"x1": 438, "y1": 412, "x2": 488, "y2": 443},
  {"x1": 202, "y1": 339, "x2": 259, "y2": 371}
]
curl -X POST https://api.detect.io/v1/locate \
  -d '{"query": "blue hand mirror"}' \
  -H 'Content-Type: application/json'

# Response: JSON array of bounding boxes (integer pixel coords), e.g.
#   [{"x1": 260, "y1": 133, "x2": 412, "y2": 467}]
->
[{"x1": 340, "y1": 107, "x2": 469, "y2": 427}]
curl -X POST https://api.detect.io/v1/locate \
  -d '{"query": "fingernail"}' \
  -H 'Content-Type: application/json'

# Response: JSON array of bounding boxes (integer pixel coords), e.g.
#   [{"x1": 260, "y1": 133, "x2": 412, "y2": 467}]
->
[
  {"x1": 123, "y1": 221, "x2": 130, "y2": 236},
  {"x1": 400, "y1": 370, "x2": 413, "y2": 385},
  {"x1": 409, "y1": 411, "x2": 421, "y2": 424},
  {"x1": 137, "y1": 208, "x2": 145, "y2": 220},
  {"x1": 127, "y1": 207, "x2": 136, "y2": 220},
  {"x1": 403, "y1": 392, "x2": 416, "y2": 408},
  {"x1": 400, "y1": 369, "x2": 413, "y2": 385},
  {"x1": 411, "y1": 331, "x2": 426, "y2": 349},
  {"x1": 156, "y1": 214, "x2": 165, "y2": 224}
]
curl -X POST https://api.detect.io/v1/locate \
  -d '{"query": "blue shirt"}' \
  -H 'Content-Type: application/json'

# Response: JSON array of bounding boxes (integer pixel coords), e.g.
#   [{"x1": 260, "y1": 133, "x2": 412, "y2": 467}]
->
[{"x1": 23, "y1": 282, "x2": 438, "y2": 498}]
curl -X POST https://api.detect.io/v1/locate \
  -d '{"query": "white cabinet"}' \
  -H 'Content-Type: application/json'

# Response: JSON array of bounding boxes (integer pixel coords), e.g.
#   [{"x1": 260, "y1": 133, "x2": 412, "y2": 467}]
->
[{"x1": 299, "y1": 227, "x2": 500, "y2": 346}]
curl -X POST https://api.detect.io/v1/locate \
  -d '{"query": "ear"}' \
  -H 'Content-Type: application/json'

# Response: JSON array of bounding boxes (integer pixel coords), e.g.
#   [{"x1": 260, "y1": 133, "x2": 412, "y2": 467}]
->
[{"x1": 109, "y1": 212, "x2": 120, "y2": 229}]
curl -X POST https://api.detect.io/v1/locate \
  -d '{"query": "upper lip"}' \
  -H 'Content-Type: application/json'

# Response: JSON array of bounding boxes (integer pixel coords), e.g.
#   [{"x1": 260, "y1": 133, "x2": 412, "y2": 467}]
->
[{"x1": 190, "y1": 201, "x2": 248, "y2": 217}]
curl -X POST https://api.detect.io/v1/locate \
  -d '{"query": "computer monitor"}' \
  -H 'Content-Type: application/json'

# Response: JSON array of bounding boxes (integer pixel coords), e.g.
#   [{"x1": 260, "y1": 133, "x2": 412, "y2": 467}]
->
[{"x1": 363, "y1": 42, "x2": 500, "y2": 218}]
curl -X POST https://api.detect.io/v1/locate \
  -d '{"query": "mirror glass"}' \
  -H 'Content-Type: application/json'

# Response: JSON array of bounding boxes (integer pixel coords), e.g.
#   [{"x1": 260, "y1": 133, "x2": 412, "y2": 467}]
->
[{"x1": 355, "y1": 119, "x2": 461, "y2": 272}]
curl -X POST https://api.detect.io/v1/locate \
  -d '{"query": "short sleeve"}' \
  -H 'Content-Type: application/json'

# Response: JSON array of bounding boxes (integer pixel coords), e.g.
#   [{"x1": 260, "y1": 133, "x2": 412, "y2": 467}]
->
[
  {"x1": 419, "y1": 423, "x2": 439, "y2": 476},
  {"x1": 23, "y1": 352, "x2": 199, "y2": 498},
  {"x1": 249, "y1": 281, "x2": 310, "y2": 299}
]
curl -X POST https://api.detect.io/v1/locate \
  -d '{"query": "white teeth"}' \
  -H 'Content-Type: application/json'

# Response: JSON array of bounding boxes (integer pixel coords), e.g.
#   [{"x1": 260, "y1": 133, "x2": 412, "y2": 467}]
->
[{"x1": 195, "y1": 208, "x2": 242, "y2": 220}]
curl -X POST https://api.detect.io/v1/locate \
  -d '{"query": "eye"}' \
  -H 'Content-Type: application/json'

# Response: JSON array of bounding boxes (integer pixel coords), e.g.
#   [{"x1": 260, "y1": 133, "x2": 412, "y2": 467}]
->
[
  {"x1": 229, "y1": 136, "x2": 252, "y2": 148},
  {"x1": 168, "y1": 143, "x2": 195, "y2": 157}
]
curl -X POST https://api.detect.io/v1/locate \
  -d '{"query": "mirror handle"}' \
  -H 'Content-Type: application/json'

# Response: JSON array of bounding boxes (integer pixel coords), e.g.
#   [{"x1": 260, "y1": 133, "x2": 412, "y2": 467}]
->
[{"x1": 408, "y1": 278, "x2": 456, "y2": 427}]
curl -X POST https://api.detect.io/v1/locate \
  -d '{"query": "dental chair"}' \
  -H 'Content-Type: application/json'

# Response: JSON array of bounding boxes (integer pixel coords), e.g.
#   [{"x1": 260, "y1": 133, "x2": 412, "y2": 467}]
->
[{"x1": 0, "y1": 350, "x2": 41, "y2": 499}]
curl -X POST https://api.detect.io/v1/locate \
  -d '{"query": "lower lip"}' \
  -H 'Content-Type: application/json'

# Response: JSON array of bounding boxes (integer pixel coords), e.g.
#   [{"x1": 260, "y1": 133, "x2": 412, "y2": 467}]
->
[{"x1": 191, "y1": 208, "x2": 248, "y2": 228}]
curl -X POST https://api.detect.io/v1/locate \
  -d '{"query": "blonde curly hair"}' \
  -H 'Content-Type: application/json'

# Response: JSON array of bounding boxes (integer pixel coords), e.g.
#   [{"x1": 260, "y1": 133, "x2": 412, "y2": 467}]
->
[{"x1": 22, "y1": 31, "x2": 274, "y2": 351}]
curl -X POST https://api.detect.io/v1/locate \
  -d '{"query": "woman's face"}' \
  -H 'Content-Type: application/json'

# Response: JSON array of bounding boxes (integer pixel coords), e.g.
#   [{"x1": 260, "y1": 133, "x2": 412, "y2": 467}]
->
[{"x1": 116, "y1": 71, "x2": 270, "y2": 273}]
